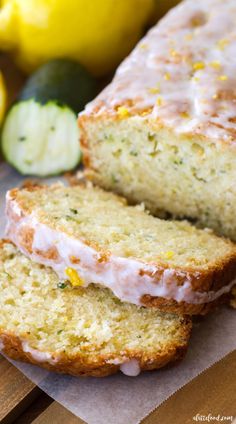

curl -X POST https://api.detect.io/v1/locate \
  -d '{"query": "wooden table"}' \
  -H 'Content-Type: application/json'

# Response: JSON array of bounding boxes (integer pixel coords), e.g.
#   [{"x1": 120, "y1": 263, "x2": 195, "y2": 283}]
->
[
  {"x1": 0, "y1": 55, "x2": 235, "y2": 424},
  {"x1": 0, "y1": 352, "x2": 235, "y2": 423}
]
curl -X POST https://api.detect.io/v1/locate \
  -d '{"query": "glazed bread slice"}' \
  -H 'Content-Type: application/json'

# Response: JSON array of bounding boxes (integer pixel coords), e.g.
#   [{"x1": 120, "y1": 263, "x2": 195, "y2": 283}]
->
[
  {"x1": 79, "y1": 0, "x2": 236, "y2": 241},
  {"x1": 6, "y1": 183, "x2": 236, "y2": 315},
  {"x1": 0, "y1": 240, "x2": 191, "y2": 377}
]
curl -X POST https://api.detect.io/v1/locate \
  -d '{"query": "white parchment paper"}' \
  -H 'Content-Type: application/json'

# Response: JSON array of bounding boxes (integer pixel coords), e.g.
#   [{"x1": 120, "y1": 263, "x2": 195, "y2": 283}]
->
[{"x1": 0, "y1": 163, "x2": 236, "y2": 424}]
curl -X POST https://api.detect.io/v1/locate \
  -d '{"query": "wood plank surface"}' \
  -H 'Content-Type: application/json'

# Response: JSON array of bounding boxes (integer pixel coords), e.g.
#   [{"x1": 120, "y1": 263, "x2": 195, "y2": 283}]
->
[
  {"x1": 26, "y1": 350, "x2": 236, "y2": 424},
  {"x1": 32, "y1": 402, "x2": 84, "y2": 424},
  {"x1": 8, "y1": 351, "x2": 236, "y2": 424},
  {"x1": 142, "y1": 350, "x2": 236, "y2": 424},
  {"x1": 12, "y1": 350, "x2": 235, "y2": 424},
  {"x1": 0, "y1": 355, "x2": 41, "y2": 424},
  {"x1": 14, "y1": 392, "x2": 53, "y2": 424}
]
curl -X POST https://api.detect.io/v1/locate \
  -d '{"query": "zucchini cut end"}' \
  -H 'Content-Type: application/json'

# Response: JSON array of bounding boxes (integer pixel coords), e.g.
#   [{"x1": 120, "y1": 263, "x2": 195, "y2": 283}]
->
[{"x1": 1, "y1": 100, "x2": 81, "y2": 176}]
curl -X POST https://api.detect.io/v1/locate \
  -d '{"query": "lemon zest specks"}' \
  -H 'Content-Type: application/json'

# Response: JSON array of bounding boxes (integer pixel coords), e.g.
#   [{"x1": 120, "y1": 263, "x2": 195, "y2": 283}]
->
[
  {"x1": 117, "y1": 106, "x2": 130, "y2": 118},
  {"x1": 164, "y1": 72, "x2": 171, "y2": 81},
  {"x1": 139, "y1": 43, "x2": 148, "y2": 50},
  {"x1": 140, "y1": 108, "x2": 152, "y2": 116},
  {"x1": 209, "y1": 61, "x2": 221, "y2": 70},
  {"x1": 218, "y1": 75, "x2": 228, "y2": 81},
  {"x1": 192, "y1": 62, "x2": 205, "y2": 71},
  {"x1": 180, "y1": 112, "x2": 189, "y2": 119},
  {"x1": 148, "y1": 87, "x2": 160, "y2": 94},
  {"x1": 217, "y1": 38, "x2": 229, "y2": 50},
  {"x1": 184, "y1": 33, "x2": 193, "y2": 42},
  {"x1": 165, "y1": 251, "x2": 174, "y2": 259},
  {"x1": 156, "y1": 96, "x2": 163, "y2": 106},
  {"x1": 65, "y1": 267, "x2": 84, "y2": 287},
  {"x1": 160, "y1": 251, "x2": 175, "y2": 259},
  {"x1": 170, "y1": 48, "x2": 178, "y2": 57}
]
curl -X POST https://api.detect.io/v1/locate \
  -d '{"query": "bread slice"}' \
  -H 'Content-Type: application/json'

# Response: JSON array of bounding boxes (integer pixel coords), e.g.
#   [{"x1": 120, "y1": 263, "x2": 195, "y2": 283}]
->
[
  {"x1": 6, "y1": 183, "x2": 236, "y2": 315},
  {"x1": 0, "y1": 240, "x2": 191, "y2": 377},
  {"x1": 79, "y1": 0, "x2": 236, "y2": 242}
]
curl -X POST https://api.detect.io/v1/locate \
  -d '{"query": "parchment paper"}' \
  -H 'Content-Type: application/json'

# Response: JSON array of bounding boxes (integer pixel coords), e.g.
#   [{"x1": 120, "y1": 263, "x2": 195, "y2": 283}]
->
[{"x1": 0, "y1": 162, "x2": 236, "y2": 424}]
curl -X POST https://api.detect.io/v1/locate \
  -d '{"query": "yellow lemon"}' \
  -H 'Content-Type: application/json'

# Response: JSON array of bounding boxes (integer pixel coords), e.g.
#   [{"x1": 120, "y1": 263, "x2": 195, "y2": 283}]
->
[
  {"x1": 0, "y1": 71, "x2": 7, "y2": 124},
  {"x1": 0, "y1": 0, "x2": 154, "y2": 77}
]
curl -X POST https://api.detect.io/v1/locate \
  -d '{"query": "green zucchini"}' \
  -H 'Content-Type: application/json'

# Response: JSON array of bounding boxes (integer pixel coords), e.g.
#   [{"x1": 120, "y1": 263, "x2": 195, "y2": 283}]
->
[{"x1": 1, "y1": 59, "x2": 97, "y2": 176}]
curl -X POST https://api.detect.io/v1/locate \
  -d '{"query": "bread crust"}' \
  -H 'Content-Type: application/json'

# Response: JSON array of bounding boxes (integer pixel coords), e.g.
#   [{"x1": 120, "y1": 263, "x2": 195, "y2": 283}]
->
[
  {"x1": 6, "y1": 185, "x2": 236, "y2": 315},
  {"x1": 141, "y1": 292, "x2": 231, "y2": 315},
  {"x1": 0, "y1": 318, "x2": 191, "y2": 377}
]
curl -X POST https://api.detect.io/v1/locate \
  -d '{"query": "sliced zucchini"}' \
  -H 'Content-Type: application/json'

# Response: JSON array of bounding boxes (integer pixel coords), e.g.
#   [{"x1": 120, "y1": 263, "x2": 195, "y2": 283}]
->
[
  {"x1": 2, "y1": 100, "x2": 81, "y2": 176},
  {"x1": 1, "y1": 59, "x2": 97, "y2": 176}
]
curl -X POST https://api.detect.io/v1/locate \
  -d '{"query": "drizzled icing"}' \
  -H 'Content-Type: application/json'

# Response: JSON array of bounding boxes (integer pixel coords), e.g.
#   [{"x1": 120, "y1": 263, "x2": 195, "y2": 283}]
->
[
  {"x1": 22, "y1": 341, "x2": 58, "y2": 364},
  {"x1": 6, "y1": 192, "x2": 236, "y2": 306},
  {"x1": 106, "y1": 358, "x2": 141, "y2": 376},
  {"x1": 82, "y1": 0, "x2": 236, "y2": 144},
  {"x1": 120, "y1": 360, "x2": 140, "y2": 377}
]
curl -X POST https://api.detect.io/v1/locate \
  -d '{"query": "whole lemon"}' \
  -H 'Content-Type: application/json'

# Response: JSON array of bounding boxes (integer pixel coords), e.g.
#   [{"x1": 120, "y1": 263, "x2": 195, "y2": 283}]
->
[
  {"x1": 0, "y1": 71, "x2": 7, "y2": 124},
  {"x1": 0, "y1": 0, "x2": 154, "y2": 76}
]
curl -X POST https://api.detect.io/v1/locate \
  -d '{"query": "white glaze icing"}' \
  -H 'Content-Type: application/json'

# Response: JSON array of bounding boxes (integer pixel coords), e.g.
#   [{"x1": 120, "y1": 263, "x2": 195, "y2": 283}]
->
[
  {"x1": 5, "y1": 192, "x2": 236, "y2": 306},
  {"x1": 107, "y1": 358, "x2": 123, "y2": 365},
  {"x1": 120, "y1": 359, "x2": 140, "y2": 377},
  {"x1": 81, "y1": 0, "x2": 236, "y2": 144},
  {"x1": 22, "y1": 341, "x2": 58, "y2": 364}
]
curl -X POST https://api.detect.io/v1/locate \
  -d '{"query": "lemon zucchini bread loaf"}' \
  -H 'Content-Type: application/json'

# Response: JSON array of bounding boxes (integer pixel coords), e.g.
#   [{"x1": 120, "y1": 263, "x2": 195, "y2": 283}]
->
[
  {"x1": 6, "y1": 183, "x2": 236, "y2": 315},
  {"x1": 0, "y1": 240, "x2": 191, "y2": 377},
  {"x1": 79, "y1": 0, "x2": 236, "y2": 241}
]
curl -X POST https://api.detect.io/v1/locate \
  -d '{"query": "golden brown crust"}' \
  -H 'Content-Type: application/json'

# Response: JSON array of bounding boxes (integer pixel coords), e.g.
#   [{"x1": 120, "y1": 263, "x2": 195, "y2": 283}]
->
[
  {"x1": 78, "y1": 111, "x2": 219, "y2": 148},
  {"x1": 35, "y1": 246, "x2": 59, "y2": 261},
  {"x1": 69, "y1": 255, "x2": 81, "y2": 264},
  {"x1": 21, "y1": 180, "x2": 46, "y2": 190},
  {"x1": 8, "y1": 186, "x2": 45, "y2": 216},
  {"x1": 18, "y1": 227, "x2": 34, "y2": 254},
  {"x1": 79, "y1": 126, "x2": 91, "y2": 169},
  {"x1": 141, "y1": 292, "x2": 231, "y2": 315},
  {"x1": 0, "y1": 319, "x2": 191, "y2": 377},
  {"x1": 0, "y1": 239, "x2": 13, "y2": 250},
  {"x1": 63, "y1": 171, "x2": 85, "y2": 187},
  {"x1": 138, "y1": 253, "x2": 236, "y2": 293}
]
